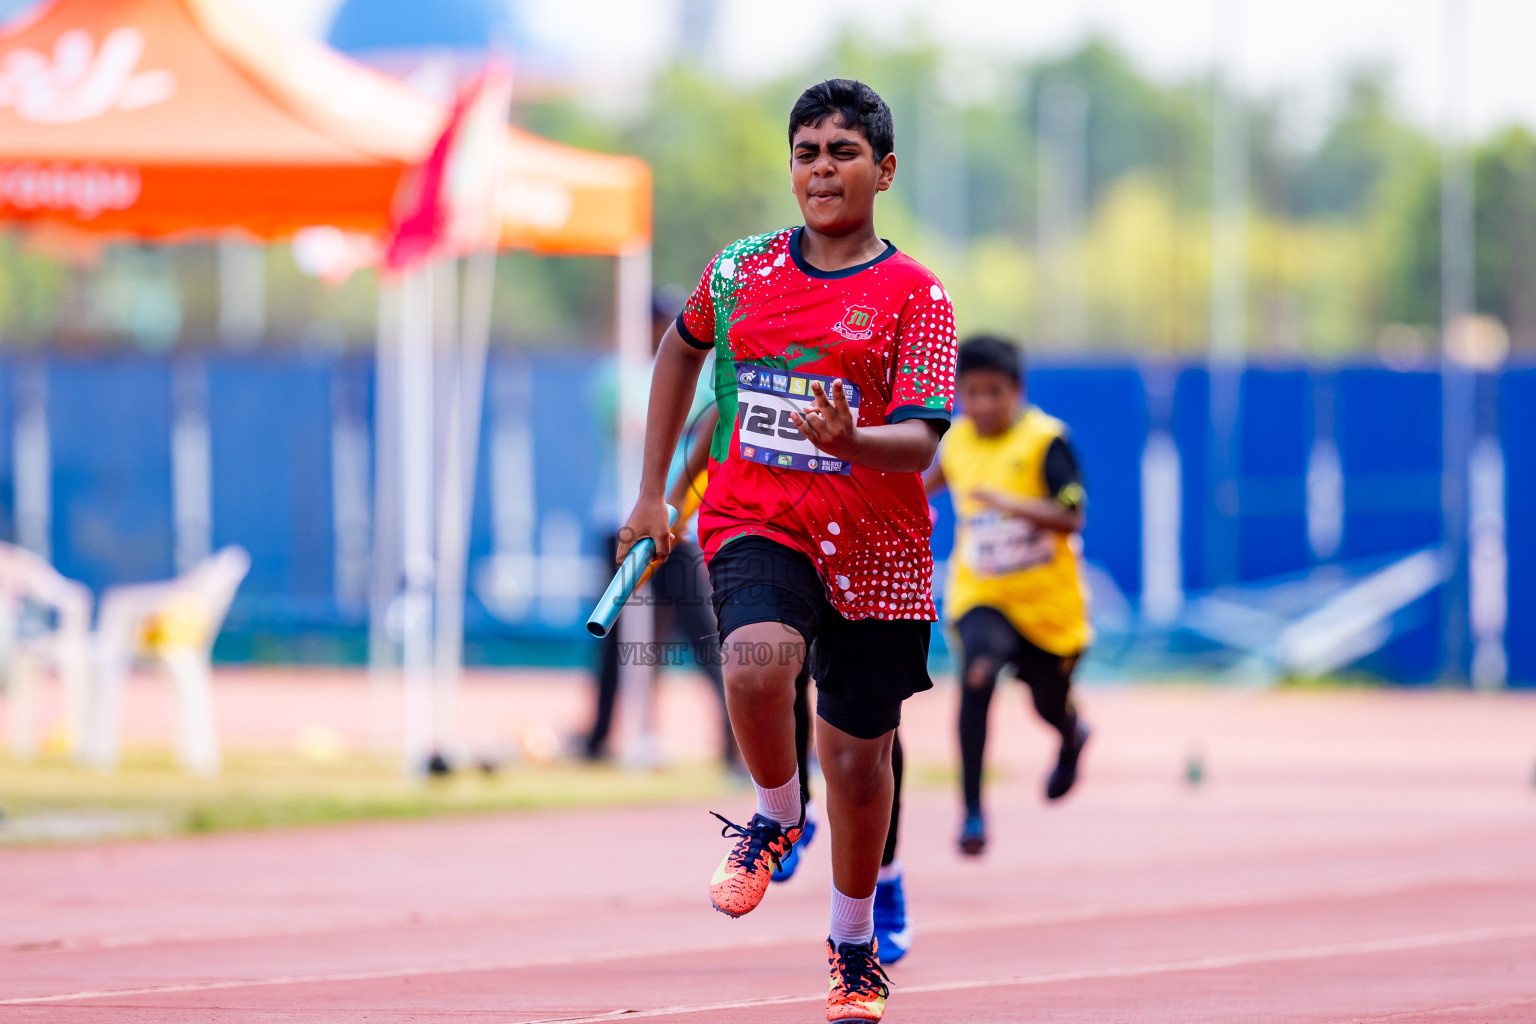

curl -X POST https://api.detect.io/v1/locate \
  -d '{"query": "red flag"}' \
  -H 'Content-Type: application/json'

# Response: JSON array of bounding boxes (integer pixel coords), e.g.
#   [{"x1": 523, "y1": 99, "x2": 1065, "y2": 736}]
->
[{"x1": 385, "y1": 58, "x2": 513, "y2": 272}]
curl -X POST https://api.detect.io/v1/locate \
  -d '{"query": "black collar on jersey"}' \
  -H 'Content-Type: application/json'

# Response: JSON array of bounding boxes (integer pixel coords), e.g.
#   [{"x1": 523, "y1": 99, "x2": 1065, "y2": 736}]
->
[{"x1": 789, "y1": 226, "x2": 898, "y2": 279}]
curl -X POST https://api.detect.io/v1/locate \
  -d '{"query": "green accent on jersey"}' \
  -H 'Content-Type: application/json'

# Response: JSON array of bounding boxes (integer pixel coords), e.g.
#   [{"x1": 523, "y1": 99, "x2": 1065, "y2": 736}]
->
[
  {"x1": 762, "y1": 335, "x2": 848, "y2": 373},
  {"x1": 706, "y1": 231, "x2": 777, "y2": 462}
]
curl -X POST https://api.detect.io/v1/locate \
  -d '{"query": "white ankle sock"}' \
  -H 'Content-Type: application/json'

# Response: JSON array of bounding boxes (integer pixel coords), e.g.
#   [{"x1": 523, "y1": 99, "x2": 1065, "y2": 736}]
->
[
  {"x1": 830, "y1": 885, "x2": 875, "y2": 947},
  {"x1": 877, "y1": 859, "x2": 902, "y2": 884},
  {"x1": 753, "y1": 770, "x2": 802, "y2": 829}
]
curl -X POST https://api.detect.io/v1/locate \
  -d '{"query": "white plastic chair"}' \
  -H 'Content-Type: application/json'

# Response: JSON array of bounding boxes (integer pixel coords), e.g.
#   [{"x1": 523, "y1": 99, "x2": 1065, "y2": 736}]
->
[
  {"x1": 87, "y1": 546, "x2": 250, "y2": 775},
  {"x1": 0, "y1": 543, "x2": 93, "y2": 762}
]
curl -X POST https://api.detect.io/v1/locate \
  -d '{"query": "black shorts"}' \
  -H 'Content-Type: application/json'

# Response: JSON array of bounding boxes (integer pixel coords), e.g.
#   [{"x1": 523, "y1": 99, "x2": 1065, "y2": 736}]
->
[
  {"x1": 708, "y1": 536, "x2": 932, "y2": 740},
  {"x1": 954, "y1": 605, "x2": 1082, "y2": 691}
]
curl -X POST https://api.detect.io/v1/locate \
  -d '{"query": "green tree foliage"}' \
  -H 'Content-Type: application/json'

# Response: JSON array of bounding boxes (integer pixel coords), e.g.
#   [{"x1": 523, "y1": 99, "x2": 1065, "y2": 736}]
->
[{"x1": 4, "y1": 37, "x2": 1535, "y2": 357}]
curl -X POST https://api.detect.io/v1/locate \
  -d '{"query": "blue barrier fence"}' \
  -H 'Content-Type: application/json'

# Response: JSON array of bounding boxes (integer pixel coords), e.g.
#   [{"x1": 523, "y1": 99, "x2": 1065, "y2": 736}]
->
[{"x1": 8, "y1": 352, "x2": 1527, "y2": 684}]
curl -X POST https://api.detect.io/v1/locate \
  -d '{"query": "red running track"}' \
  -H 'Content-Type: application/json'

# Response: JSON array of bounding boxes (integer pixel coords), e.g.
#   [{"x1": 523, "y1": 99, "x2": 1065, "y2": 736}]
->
[{"x1": 2, "y1": 685, "x2": 1534, "y2": 1022}]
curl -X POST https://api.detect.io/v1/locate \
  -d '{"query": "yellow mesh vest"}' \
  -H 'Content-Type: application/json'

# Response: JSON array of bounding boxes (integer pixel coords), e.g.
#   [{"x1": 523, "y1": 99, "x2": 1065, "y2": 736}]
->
[{"x1": 940, "y1": 408, "x2": 1092, "y2": 655}]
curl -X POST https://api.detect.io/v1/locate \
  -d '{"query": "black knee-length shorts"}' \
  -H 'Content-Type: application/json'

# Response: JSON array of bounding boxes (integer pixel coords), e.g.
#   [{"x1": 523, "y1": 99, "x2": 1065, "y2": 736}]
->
[{"x1": 707, "y1": 536, "x2": 932, "y2": 740}]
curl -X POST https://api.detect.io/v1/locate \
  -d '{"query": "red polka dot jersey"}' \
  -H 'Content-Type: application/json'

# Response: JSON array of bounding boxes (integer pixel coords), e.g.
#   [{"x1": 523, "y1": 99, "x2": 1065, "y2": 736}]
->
[{"x1": 675, "y1": 226, "x2": 958, "y2": 621}]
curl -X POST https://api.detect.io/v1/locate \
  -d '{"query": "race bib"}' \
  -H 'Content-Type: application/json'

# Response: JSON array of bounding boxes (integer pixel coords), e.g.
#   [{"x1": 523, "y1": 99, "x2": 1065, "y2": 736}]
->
[
  {"x1": 733, "y1": 362, "x2": 861, "y2": 475},
  {"x1": 964, "y1": 512, "x2": 1055, "y2": 575}
]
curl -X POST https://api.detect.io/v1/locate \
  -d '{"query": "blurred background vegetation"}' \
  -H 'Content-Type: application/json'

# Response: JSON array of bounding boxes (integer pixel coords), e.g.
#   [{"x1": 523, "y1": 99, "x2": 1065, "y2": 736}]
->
[{"x1": 3, "y1": 36, "x2": 1533, "y2": 361}]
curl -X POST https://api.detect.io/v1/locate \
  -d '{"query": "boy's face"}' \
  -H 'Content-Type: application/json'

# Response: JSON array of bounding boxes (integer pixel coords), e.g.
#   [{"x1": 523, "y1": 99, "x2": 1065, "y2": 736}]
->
[
  {"x1": 958, "y1": 369, "x2": 1022, "y2": 437},
  {"x1": 790, "y1": 116, "x2": 896, "y2": 236}
]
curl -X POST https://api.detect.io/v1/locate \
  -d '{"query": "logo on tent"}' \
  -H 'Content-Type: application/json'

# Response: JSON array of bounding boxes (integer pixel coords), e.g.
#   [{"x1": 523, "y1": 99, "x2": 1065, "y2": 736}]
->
[
  {"x1": 0, "y1": 162, "x2": 141, "y2": 219},
  {"x1": 0, "y1": 28, "x2": 177, "y2": 125}
]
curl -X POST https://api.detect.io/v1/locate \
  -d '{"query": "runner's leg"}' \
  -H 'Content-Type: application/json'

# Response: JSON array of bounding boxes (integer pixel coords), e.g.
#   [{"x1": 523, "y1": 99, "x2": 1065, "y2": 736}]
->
[
  {"x1": 722, "y1": 620, "x2": 803, "y2": 791},
  {"x1": 1015, "y1": 639, "x2": 1089, "y2": 801},
  {"x1": 583, "y1": 532, "x2": 624, "y2": 759},
  {"x1": 818, "y1": 720, "x2": 895, "y2": 904},
  {"x1": 881, "y1": 730, "x2": 902, "y2": 868},
  {"x1": 793, "y1": 663, "x2": 813, "y2": 804},
  {"x1": 956, "y1": 607, "x2": 1025, "y2": 816},
  {"x1": 1015, "y1": 638, "x2": 1077, "y2": 738},
  {"x1": 958, "y1": 656, "x2": 998, "y2": 817},
  {"x1": 873, "y1": 728, "x2": 910, "y2": 963}
]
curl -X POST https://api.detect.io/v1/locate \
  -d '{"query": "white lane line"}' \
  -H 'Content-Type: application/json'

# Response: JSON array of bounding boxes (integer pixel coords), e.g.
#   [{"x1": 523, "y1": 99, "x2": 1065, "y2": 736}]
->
[
  {"x1": 525, "y1": 922, "x2": 1536, "y2": 1024},
  {"x1": 0, "y1": 933, "x2": 799, "y2": 1006},
  {"x1": 2, "y1": 865, "x2": 1523, "y2": 959},
  {"x1": 2, "y1": 884, "x2": 1531, "y2": 1008},
  {"x1": 1333, "y1": 994, "x2": 1536, "y2": 1023}
]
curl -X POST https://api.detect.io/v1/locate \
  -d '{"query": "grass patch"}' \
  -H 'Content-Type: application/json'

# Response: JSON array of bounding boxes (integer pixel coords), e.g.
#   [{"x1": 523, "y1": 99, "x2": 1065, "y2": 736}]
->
[
  {"x1": 1275, "y1": 672, "x2": 1385, "y2": 691},
  {"x1": 0, "y1": 750, "x2": 737, "y2": 842}
]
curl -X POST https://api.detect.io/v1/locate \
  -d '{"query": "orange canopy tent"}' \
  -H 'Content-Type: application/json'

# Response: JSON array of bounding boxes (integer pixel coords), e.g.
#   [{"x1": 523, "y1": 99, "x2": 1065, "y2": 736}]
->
[
  {"x1": 0, "y1": 0, "x2": 658, "y2": 771},
  {"x1": 0, "y1": 0, "x2": 651, "y2": 254}
]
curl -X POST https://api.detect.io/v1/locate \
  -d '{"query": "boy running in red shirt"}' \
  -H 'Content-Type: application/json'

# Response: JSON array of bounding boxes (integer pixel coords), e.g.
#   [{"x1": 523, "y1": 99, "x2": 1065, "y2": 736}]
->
[{"x1": 618, "y1": 79, "x2": 956, "y2": 1023}]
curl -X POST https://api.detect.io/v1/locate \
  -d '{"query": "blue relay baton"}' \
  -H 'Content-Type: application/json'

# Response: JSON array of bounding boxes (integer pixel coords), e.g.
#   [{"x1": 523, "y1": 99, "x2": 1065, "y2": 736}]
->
[{"x1": 586, "y1": 504, "x2": 678, "y2": 638}]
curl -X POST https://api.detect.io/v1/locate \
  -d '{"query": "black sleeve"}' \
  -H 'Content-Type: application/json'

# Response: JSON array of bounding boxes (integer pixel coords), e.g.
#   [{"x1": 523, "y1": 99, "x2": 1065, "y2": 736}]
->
[
  {"x1": 674, "y1": 312, "x2": 712, "y2": 351},
  {"x1": 1042, "y1": 436, "x2": 1085, "y2": 511},
  {"x1": 887, "y1": 404, "x2": 951, "y2": 437}
]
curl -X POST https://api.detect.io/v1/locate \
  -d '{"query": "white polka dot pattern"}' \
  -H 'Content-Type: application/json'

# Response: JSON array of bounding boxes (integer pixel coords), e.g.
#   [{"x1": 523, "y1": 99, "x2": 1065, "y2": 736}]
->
[{"x1": 681, "y1": 228, "x2": 958, "y2": 621}]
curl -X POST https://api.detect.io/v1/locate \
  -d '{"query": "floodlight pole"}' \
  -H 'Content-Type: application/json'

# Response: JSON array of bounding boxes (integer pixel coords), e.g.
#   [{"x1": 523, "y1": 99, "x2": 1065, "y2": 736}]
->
[
  {"x1": 1206, "y1": 0, "x2": 1247, "y2": 590},
  {"x1": 1440, "y1": 0, "x2": 1475, "y2": 683}
]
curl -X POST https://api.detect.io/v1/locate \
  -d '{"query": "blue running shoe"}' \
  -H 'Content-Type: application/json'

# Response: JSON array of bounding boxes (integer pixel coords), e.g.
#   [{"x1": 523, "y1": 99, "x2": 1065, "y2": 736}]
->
[
  {"x1": 958, "y1": 811, "x2": 986, "y2": 856},
  {"x1": 771, "y1": 816, "x2": 816, "y2": 882},
  {"x1": 873, "y1": 872, "x2": 911, "y2": 964}
]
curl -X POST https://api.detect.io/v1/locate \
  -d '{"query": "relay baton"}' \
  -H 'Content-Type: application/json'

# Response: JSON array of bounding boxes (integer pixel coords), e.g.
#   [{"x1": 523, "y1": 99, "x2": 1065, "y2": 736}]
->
[
  {"x1": 634, "y1": 469, "x2": 709, "y2": 591},
  {"x1": 586, "y1": 503, "x2": 678, "y2": 638}
]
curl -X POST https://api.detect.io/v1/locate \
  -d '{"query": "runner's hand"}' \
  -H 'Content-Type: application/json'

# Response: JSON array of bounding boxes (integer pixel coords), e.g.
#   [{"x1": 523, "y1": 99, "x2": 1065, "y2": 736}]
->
[
  {"x1": 792, "y1": 379, "x2": 857, "y2": 458},
  {"x1": 617, "y1": 495, "x2": 673, "y2": 565}
]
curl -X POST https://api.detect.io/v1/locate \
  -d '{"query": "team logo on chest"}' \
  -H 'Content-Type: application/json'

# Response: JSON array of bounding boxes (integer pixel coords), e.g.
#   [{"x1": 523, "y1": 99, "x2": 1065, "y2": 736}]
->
[{"x1": 832, "y1": 305, "x2": 878, "y2": 341}]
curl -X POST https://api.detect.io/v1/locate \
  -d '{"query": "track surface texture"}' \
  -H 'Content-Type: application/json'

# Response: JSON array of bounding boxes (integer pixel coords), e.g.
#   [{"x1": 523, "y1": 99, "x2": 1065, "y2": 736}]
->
[{"x1": 3, "y1": 679, "x2": 1535, "y2": 1022}]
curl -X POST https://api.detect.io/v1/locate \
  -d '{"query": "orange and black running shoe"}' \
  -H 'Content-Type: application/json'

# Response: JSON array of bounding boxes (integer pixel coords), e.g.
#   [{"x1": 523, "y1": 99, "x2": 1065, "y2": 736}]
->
[
  {"x1": 826, "y1": 937, "x2": 890, "y2": 1022},
  {"x1": 708, "y1": 811, "x2": 802, "y2": 918}
]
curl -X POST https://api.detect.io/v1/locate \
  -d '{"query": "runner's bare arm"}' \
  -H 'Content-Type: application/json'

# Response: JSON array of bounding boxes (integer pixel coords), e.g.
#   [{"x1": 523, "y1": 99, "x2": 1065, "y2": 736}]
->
[
  {"x1": 619, "y1": 326, "x2": 709, "y2": 563},
  {"x1": 970, "y1": 488, "x2": 1085, "y2": 534},
  {"x1": 791, "y1": 379, "x2": 940, "y2": 474}
]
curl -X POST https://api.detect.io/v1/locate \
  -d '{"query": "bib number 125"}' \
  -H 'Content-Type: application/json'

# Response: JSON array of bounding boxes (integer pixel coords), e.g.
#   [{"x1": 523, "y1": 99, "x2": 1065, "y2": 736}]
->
[{"x1": 733, "y1": 362, "x2": 859, "y2": 475}]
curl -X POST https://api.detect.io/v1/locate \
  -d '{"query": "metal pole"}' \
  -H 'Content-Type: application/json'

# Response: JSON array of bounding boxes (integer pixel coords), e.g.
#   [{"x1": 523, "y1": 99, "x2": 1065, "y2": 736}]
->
[
  {"x1": 1140, "y1": 364, "x2": 1183, "y2": 625},
  {"x1": 170, "y1": 358, "x2": 211, "y2": 575},
  {"x1": 1440, "y1": 0, "x2": 1475, "y2": 682},
  {"x1": 434, "y1": 250, "x2": 497, "y2": 754},
  {"x1": 1206, "y1": 0, "x2": 1248, "y2": 589},
  {"x1": 13, "y1": 363, "x2": 50, "y2": 563},
  {"x1": 369, "y1": 278, "x2": 402, "y2": 751},
  {"x1": 615, "y1": 247, "x2": 657, "y2": 767},
  {"x1": 399, "y1": 263, "x2": 436, "y2": 775},
  {"x1": 1305, "y1": 373, "x2": 1344, "y2": 562}
]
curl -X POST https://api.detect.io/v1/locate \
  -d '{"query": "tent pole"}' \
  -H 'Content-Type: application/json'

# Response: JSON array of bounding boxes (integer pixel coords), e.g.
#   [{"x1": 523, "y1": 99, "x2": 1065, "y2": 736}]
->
[
  {"x1": 369, "y1": 277, "x2": 403, "y2": 751},
  {"x1": 615, "y1": 246, "x2": 657, "y2": 768},
  {"x1": 434, "y1": 249, "x2": 496, "y2": 756},
  {"x1": 399, "y1": 263, "x2": 437, "y2": 776}
]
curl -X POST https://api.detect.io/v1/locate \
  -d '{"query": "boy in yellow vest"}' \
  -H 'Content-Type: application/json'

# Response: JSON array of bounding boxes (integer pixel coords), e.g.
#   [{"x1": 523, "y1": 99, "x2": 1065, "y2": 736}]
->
[{"x1": 925, "y1": 335, "x2": 1092, "y2": 856}]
